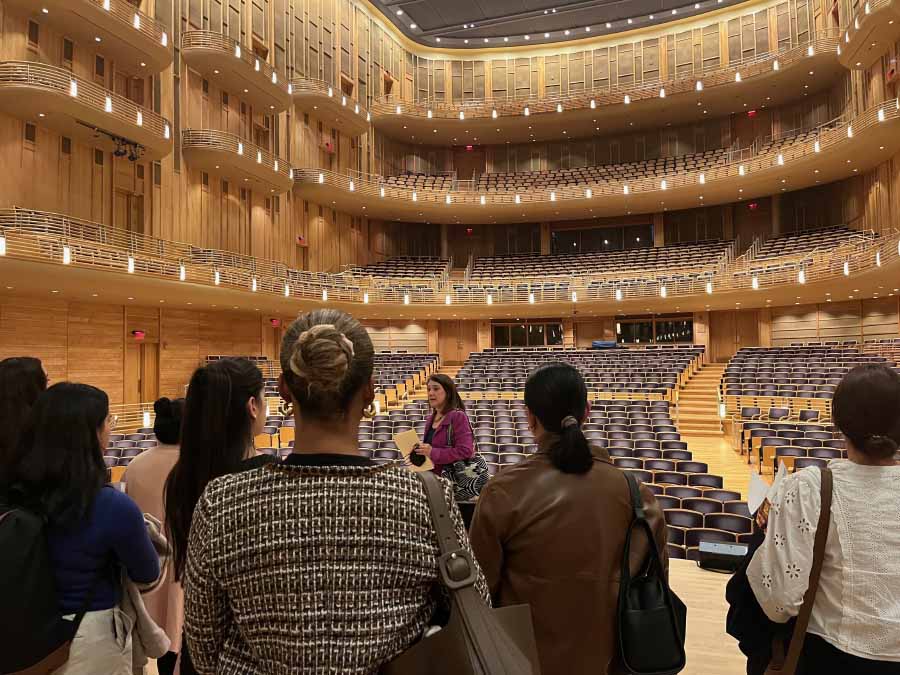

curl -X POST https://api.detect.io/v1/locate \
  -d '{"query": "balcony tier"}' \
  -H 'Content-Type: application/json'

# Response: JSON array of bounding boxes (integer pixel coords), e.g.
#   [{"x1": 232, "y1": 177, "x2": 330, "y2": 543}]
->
[
  {"x1": 371, "y1": 34, "x2": 841, "y2": 145},
  {"x1": 181, "y1": 129, "x2": 294, "y2": 194},
  {"x1": 838, "y1": 0, "x2": 900, "y2": 70},
  {"x1": 181, "y1": 31, "x2": 292, "y2": 112},
  {"x1": 296, "y1": 101, "x2": 900, "y2": 225},
  {"x1": 4, "y1": 0, "x2": 172, "y2": 74},
  {"x1": 291, "y1": 78, "x2": 370, "y2": 136},
  {"x1": 0, "y1": 61, "x2": 172, "y2": 160},
  {"x1": 0, "y1": 207, "x2": 896, "y2": 319}
]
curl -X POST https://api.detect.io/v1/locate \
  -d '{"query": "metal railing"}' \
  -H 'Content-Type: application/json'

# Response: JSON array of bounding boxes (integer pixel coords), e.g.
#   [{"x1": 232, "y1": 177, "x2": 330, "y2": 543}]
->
[
  {"x1": 82, "y1": 0, "x2": 169, "y2": 47},
  {"x1": 181, "y1": 31, "x2": 291, "y2": 96},
  {"x1": 372, "y1": 31, "x2": 840, "y2": 118},
  {"x1": 0, "y1": 61, "x2": 171, "y2": 141},
  {"x1": 1, "y1": 207, "x2": 896, "y2": 307},
  {"x1": 289, "y1": 77, "x2": 370, "y2": 119},
  {"x1": 181, "y1": 129, "x2": 295, "y2": 182}
]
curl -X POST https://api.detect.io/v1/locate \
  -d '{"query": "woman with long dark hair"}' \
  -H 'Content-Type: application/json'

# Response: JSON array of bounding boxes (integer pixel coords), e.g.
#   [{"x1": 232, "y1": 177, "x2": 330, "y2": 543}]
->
[
  {"x1": 469, "y1": 363, "x2": 668, "y2": 675},
  {"x1": 5, "y1": 383, "x2": 159, "y2": 674},
  {"x1": 124, "y1": 397, "x2": 185, "y2": 675},
  {"x1": 163, "y1": 358, "x2": 272, "y2": 674},
  {"x1": 416, "y1": 373, "x2": 473, "y2": 470},
  {"x1": 748, "y1": 364, "x2": 900, "y2": 673},
  {"x1": 181, "y1": 309, "x2": 488, "y2": 674},
  {"x1": 0, "y1": 356, "x2": 48, "y2": 481}
]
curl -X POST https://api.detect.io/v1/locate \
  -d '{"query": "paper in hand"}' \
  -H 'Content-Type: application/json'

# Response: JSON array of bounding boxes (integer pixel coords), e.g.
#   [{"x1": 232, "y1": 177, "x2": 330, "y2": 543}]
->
[
  {"x1": 394, "y1": 429, "x2": 434, "y2": 472},
  {"x1": 747, "y1": 472, "x2": 770, "y2": 515}
]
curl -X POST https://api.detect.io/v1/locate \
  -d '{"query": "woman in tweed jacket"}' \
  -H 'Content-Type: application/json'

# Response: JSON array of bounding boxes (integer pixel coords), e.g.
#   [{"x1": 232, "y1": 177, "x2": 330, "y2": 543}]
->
[{"x1": 183, "y1": 309, "x2": 490, "y2": 675}]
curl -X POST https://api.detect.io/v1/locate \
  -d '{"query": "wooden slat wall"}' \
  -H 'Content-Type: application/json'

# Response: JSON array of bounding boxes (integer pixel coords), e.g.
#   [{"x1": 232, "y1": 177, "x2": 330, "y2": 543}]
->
[
  {"x1": 771, "y1": 298, "x2": 900, "y2": 345},
  {"x1": 362, "y1": 320, "x2": 430, "y2": 352},
  {"x1": 0, "y1": 296, "x2": 286, "y2": 403}
]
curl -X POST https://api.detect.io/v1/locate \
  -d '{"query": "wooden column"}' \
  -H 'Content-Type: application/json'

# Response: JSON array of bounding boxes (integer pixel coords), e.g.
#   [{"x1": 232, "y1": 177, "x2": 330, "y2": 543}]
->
[
  {"x1": 652, "y1": 213, "x2": 665, "y2": 247},
  {"x1": 540, "y1": 222, "x2": 551, "y2": 254}
]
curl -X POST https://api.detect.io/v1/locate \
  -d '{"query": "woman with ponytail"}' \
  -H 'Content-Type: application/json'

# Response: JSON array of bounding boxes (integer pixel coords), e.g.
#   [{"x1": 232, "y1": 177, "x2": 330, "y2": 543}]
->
[
  {"x1": 748, "y1": 363, "x2": 900, "y2": 673},
  {"x1": 163, "y1": 358, "x2": 272, "y2": 674},
  {"x1": 469, "y1": 363, "x2": 668, "y2": 675}
]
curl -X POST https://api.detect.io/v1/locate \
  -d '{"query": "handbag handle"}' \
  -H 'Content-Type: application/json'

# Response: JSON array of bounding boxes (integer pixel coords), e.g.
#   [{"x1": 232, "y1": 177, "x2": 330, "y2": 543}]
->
[
  {"x1": 768, "y1": 467, "x2": 833, "y2": 675},
  {"x1": 416, "y1": 471, "x2": 525, "y2": 674}
]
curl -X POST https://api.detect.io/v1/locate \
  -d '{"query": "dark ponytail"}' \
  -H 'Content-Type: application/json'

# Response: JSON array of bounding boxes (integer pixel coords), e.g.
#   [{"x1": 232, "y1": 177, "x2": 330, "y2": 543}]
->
[
  {"x1": 524, "y1": 363, "x2": 593, "y2": 474},
  {"x1": 833, "y1": 364, "x2": 900, "y2": 461},
  {"x1": 164, "y1": 358, "x2": 263, "y2": 580}
]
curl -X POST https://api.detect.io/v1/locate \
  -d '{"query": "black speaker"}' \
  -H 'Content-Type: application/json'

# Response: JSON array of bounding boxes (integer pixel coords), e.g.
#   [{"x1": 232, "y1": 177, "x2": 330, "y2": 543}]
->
[{"x1": 697, "y1": 540, "x2": 749, "y2": 573}]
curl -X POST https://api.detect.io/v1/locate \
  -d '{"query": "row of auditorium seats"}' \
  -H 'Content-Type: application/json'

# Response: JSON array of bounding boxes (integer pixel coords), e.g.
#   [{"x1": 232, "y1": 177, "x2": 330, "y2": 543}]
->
[
  {"x1": 470, "y1": 240, "x2": 730, "y2": 280},
  {"x1": 382, "y1": 130, "x2": 816, "y2": 195},
  {"x1": 349, "y1": 256, "x2": 450, "y2": 279},
  {"x1": 721, "y1": 345, "x2": 893, "y2": 399},
  {"x1": 455, "y1": 347, "x2": 703, "y2": 395}
]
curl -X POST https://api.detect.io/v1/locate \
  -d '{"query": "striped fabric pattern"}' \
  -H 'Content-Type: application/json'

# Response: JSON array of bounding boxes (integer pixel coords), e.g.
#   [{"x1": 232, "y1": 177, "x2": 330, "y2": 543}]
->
[{"x1": 184, "y1": 461, "x2": 489, "y2": 675}]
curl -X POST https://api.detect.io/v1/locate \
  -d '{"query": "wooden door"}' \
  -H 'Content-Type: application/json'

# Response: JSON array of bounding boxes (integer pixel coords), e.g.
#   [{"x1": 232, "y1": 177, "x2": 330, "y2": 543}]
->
[
  {"x1": 735, "y1": 310, "x2": 760, "y2": 352},
  {"x1": 453, "y1": 147, "x2": 486, "y2": 181},
  {"x1": 124, "y1": 344, "x2": 142, "y2": 404},
  {"x1": 439, "y1": 320, "x2": 478, "y2": 365},
  {"x1": 709, "y1": 310, "x2": 759, "y2": 362}
]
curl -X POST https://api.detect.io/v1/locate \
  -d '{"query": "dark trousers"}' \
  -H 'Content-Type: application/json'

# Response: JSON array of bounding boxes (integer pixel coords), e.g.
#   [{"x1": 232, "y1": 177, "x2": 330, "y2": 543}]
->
[
  {"x1": 797, "y1": 635, "x2": 900, "y2": 675},
  {"x1": 155, "y1": 651, "x2": 177, "y2": 675}
]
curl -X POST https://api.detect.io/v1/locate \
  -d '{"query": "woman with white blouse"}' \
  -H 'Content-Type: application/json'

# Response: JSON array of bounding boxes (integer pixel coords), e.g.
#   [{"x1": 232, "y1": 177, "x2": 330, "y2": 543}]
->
[{"x1": 748, "y1": 363, "x2": 900, "y2": 674}]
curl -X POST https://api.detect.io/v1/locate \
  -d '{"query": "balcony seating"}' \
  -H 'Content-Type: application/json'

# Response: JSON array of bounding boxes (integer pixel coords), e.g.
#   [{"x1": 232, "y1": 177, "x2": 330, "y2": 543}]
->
[
  {"x1": 350, "y1": 256, "x2": 450, "y2": 279},
  {"x1": 752, "y1": 226, "x2": 872, "y2": 262},
  {"x1": 383, "y1": 173, "x2": 454, "y2": 191},
  {"x1": 470, "y1": 240, "x2": 730, "y2": 281},
  {"x1": 454, "y1": 347, "x2": 703, "y2": 397}
]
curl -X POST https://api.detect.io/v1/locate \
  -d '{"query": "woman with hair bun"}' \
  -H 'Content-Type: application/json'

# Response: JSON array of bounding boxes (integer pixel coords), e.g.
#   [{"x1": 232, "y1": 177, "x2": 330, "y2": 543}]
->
[
  {"x1": 469, "y1": 363, "x2": 668, "y2": 675},
  {"x1": 182, "y1": 309, "x2": 489, "y2": 675},
  {"x1": 748, "y1": 363, "x2": 900, "y2": 673},
  {"x1": 123, "y1": 397, "x2": 185, "y2": 675}
]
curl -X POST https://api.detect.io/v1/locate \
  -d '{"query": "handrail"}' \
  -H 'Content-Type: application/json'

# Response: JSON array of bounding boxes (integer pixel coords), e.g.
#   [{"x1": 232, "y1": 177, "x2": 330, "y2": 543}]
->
[
  {"x1": 0, "y1": 206, "x2": 896, "y2": 305},
  {"x1": 372, "y1": 31, "x2": 840, "y2": 116},
  {"x1": 83, "y1": 0, "x2": 168, "y2": 46},
  {"x1": 181, "y1": 129, "x2": 295, "y2": 181},
  {"x1": 182, "y1": 31, "x2": 291, "y2": 96},
  {"x1": 0, "y1": 61, "x2": 171, "y2": 140},
  {"x1": 289, "y1": 77, "x2": 370, "y2": 118},
  {"x1": 299, "y1": 99, "x2": 900, "y2": 207}
]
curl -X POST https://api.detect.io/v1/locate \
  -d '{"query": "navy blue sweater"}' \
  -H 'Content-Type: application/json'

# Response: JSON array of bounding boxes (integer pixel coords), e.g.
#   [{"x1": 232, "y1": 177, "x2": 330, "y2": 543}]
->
[{"x1": 47, "y1": 486, "x2": 160, "y2": 613}]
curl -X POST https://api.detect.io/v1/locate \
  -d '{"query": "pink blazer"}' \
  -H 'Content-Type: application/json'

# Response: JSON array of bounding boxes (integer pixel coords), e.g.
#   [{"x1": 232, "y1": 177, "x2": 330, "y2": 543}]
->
[{"x1": 424, "y1": 408, "x2": 475, "y2": 474}]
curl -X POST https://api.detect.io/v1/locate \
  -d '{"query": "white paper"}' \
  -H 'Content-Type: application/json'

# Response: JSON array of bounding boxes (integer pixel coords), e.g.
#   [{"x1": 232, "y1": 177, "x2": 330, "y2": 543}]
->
[
  {"x1": 747, "y1": 471, "x2": 770, "y2": 515},
  {"x1": 768, "y1": 462, "x2": 788, "y2": 501}
]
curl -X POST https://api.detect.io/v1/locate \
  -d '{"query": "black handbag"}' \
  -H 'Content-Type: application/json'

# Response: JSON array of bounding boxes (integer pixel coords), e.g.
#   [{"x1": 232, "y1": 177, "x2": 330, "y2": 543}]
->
[{"x1": 618, "y1": 472, "x2": 687, "y2": 675}]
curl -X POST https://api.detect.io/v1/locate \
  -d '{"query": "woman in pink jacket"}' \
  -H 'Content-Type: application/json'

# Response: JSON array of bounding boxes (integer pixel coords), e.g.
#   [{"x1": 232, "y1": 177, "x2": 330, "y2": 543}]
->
[{"x1": 415, "y1": 374, "x2": 475, "y2": 474}]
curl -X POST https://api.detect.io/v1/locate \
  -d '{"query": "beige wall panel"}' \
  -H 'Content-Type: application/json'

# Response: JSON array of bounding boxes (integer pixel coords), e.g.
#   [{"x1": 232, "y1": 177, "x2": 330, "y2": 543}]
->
[
  {"x1": 159, "y1": 309, "x2": 201, "y2": 399},
  {"x1": 66, "y1": 303, "x2": 125, "y2": 403}
]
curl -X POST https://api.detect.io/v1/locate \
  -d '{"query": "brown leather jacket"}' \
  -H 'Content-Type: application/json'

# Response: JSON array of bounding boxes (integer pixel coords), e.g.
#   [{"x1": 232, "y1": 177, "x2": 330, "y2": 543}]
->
[{"x1": 469, "y1": 443, "x2": 668, "y2": 675}]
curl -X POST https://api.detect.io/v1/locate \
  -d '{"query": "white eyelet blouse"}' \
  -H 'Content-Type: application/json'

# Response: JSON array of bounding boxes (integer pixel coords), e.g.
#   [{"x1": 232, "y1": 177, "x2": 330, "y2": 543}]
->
[{"x1": 748, "y1": 459, "x2": 900, "y2": 662}]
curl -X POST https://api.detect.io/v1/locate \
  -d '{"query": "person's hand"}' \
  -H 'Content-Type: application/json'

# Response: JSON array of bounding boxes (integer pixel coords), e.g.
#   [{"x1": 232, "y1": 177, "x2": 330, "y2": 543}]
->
[{"x1": 415, "y1": 443, "x2": 432, "y2": 457}]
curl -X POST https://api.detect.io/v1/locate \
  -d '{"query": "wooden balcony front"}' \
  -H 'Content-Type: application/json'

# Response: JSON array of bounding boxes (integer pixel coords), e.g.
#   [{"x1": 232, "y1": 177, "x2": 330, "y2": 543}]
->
[
  {"x1": 291, "y1": 78, "x2": 370, "y2": 136},
  {"x1": 837, "y1": 0, "x2": 900, "y2": 70},
  {"x1": 181, "y1": 129, "x2": 294, "y2": 194}
]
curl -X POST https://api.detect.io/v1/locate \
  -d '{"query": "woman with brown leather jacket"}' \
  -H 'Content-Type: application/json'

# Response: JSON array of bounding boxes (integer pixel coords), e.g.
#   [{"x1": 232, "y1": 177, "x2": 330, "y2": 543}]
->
[{"x1": 469, "y1": 363, "x2": 669, "y2": 675}]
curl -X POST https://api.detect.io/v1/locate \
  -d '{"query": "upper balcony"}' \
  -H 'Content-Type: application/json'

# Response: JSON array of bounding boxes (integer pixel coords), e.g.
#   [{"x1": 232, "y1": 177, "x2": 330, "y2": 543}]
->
[
  {"x1": 371, "y1": 32, "x2": 842, "y2": 145},
  {"x1": 296, "y1": 100, "x2": 900, "y2": 225},
  {"x1": 181, "y1": 129, "x2": 295, "y2": 194},
  {"x1": 0, "y1": 61, "x2": 172, "y2": 160},
  {"x1": 291, "y1": 78, "x2": 370, "y2": 136},
  {"x1": 4, "y1": 0, "x2": 172, "y2": 75},
  {"x1": 181, "y1": 32, "x2": 292, "y2": 113},
  {"x1": 837, "y1": 0, "x2": 900, "y2": 70}
]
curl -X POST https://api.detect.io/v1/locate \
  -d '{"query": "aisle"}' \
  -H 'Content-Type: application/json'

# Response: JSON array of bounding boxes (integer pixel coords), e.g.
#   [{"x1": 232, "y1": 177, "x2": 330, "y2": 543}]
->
[{"x1": 682, "y1": 434, "x2": 751, "y2": 499}]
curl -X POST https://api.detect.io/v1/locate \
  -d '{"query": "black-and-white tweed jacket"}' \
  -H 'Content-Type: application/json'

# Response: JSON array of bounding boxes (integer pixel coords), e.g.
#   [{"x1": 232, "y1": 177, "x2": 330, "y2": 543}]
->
[{"x1": 183, "y1": 457, "x2": 490, "y2": 675}]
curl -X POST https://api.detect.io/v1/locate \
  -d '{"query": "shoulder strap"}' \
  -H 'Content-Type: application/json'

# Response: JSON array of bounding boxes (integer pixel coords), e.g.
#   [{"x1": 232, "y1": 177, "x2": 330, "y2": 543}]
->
[
  {"x1": 417, "y1": 471, "x2": 522, "y2": 674},
  {"x1": 780, "y1": 467, "x2": 833, "y2": 674}
]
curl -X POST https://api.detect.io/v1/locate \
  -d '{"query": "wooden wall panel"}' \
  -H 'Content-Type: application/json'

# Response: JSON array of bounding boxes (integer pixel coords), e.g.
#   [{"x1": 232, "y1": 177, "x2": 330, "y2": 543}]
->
[
  {"x1": 362, "y1": 320, "x2": 430, "y2": 352},
  {"x1": 66, "y1": 303, "x2": 125, "y2": 403},
  {"x1": 862, "y1": 297, "x2": 900, "y2": 340},
  {"x1": 771, "y1": 299, "x2": 900, "y2": 345},
  {"x1": 159, "y1": 309, "x2": 201, "y2": 399},
  {"x1": 0, "y1": 297, "x2": 68, "y2": 382}
]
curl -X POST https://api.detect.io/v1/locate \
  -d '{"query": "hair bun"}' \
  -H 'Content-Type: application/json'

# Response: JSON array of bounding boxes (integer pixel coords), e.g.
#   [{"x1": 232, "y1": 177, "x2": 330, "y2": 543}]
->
[
  {"x1": 289, "y1": 324, "x2": 355, "y2": 398},
  {"x1": 866, "y1": 434, "x2": 899, "y2": 455},
  {"x1": 154, "y1": 397, "x2": 173, "y2": 417}
]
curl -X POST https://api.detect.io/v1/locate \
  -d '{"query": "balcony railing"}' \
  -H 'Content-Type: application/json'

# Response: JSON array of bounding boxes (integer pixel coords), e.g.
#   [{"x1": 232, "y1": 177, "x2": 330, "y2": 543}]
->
[
  {"x1": 372, "y1": 31, "x2": 841, "y2": 119},
  {"x1": 0, "y1": 61, "x2": 171, "y2": 141},
  {"x1": 181, "y1": 31, "x2": 291, "y2": 102},
  {"x1": 87, "y1": 0, "x2": 169, "y2": 47},
  {"x1": 291, "y1": 77, "x2": 371, "y2": 122},
  {"x1": 0, "y1": 208, "x2": 897, "y2": 307},
  {"x1": 181, "y1": 129, "x2": 294, "y2": 185}
]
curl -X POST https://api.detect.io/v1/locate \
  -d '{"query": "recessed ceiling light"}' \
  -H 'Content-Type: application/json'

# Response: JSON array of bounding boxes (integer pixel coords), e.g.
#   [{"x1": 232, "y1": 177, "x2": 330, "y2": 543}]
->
[
  {"x1": 95, "y1": 36, "x2": 102, "y2": 42},
  {"x1": 396, "y1": 9, "x2": 403, "y2": 15},
  {"x1": 410, "y1": 23, "x2": 417, "y2": 29},
  {"x1": 140, "y1": 62, "x2": 146, "y2": 67}
]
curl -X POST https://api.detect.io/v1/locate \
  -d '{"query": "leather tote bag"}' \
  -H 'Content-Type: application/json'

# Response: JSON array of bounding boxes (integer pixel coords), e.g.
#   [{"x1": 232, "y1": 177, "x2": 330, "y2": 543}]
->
[
  {"x1": 618, "y1": 472, "x2": 687, "y2": 675},
  {"x1": 382, "y1": 471, "x2": 540, "y2": 675}
]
